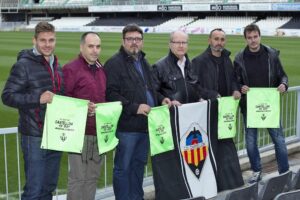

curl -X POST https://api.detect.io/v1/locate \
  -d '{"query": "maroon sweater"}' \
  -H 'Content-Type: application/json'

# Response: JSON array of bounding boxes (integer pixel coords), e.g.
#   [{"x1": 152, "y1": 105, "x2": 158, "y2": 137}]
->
[{"x1": 63, "y1": 54, "x2": 106, "y2": 135}]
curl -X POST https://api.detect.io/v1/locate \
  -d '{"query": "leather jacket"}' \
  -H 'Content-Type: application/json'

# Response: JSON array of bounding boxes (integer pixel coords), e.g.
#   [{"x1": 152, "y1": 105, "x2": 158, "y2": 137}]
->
[{"x1": 152, "y1": 50, "x2": 200, "y2": 104}]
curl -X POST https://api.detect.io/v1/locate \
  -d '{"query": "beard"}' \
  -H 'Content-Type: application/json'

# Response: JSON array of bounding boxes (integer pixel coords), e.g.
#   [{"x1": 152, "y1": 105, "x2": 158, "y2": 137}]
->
[{"x1": 210, "y1": 45, "x2": 224, "y2": 52}]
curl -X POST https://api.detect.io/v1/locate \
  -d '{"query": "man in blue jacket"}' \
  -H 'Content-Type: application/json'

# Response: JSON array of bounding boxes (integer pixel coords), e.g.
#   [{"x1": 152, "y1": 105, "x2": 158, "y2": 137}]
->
[{"x1": 1, "y1": 22, "x2": 63, "y2": 200}]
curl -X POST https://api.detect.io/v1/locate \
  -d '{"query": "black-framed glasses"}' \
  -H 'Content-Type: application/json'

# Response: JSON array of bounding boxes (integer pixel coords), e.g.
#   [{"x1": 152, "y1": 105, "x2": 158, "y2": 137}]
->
[
  {"x1": 171, "y1": 41, "x2": 188, "y2": 45},
  {"x1": 124, "y1": 37, "x2": 143, "y2": 42}
]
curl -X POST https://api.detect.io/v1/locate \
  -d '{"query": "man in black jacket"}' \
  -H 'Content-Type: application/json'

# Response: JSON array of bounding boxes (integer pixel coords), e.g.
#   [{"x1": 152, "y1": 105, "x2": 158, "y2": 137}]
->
[
  {"x1": 152, "y1": 30, "x2": 200, "y2": 105},
  {"x1": 234, "y1": 24, "x2": 289, "y2": 184},
  {"x1": 151, "y1": 30, "x2": 203, "y2": 199},
  {"x1": 1, "y1": 22, "x2": 63, "y2": 200},
  {"x1": 192, "y1": 28, "x2": 244, "y2": 192},
  {"x1": 105, "y1": 24, "x2": 170, "y2": 200}
]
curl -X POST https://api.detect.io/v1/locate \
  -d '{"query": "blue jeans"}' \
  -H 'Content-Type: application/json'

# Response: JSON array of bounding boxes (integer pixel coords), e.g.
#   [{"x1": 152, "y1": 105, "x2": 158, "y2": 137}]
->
[
  {"x1": 243, "y1": 115, "x2": 289, "y2": 174},
  {"x1": 21, "y1": 135, "x2": 62, "y2": 200},
  {"x1": 113, "y1": 132, "x2": 149, "y2": 200}
]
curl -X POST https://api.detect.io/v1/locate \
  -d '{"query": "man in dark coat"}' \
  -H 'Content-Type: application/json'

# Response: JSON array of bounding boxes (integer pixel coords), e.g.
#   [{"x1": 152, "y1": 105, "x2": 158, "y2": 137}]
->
[
  {"x1": 192, "y1": 28, "x2": 244, "y2": 192},
  {"x1": 234, "y1": 23, "x2": 289, "y2": 184},
  {"x1": 152, "y1": 30, "x2": 200, "y2": 105},
  {"x1": 105, "y1": 23, "x2": 170, "y2": 200}
]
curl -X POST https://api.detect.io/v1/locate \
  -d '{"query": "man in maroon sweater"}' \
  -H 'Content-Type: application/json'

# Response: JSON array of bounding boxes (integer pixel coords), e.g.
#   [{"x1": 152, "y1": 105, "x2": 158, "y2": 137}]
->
[{"x1": 62, "y1": 32, "x2": 106, "y2": 200}]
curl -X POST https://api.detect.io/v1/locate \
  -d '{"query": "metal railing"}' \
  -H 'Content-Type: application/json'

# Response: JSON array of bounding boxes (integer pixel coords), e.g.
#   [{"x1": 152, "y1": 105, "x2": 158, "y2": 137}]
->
[{"x1": 1, "y1": 86, "x2": 300, "y2": 199}]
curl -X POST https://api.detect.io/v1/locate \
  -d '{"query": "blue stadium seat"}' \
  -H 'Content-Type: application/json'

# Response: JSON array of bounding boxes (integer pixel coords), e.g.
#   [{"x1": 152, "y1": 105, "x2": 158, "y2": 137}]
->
[
  {"x1": 224, "y1": 182, "x2": 258, "y2": 200},
  {"x1": 291, "y1": 168, "x2": 300, "y2": 190},
  {"x1": 274, "y1": 189, "x2": 300, "y2": 200},
  {"x1": 182, "y1": 196, "x2": 206, "y2": 200},
  {"x1": 208, "y1": 183, "x2": 258, "y2": 200},
  {"x1": 258, "y1": 170, "x2": 292, "y2": 200}
]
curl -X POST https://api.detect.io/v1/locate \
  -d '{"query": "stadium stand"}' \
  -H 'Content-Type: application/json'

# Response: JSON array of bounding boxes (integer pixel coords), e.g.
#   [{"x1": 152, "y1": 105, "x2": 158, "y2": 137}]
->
[
  {"x1": 274, "y1": 189, "x2": 300, "y2": 200},
  {"x1": 87, "y1": 16, "x2": 171, "y2": 27},
  {"x1": 255, "y1": 16, "x2": 292, "y2": 32},
  {"x1": 280, "y1": 17, "x2": 300, "y2": 29},
  {"x1": 67, "y1": 0, "x2": 94, "y2": 6},
  {"x1": 290, "y1": 168, "x2": 300, "y2": 190},
  {"x1": 0, "y1": 0, "x2": 19, "y2": 13},
  {"x1": 184, "y1": 16, "x2": 256, "y2": 34},
  {"x1": 0, "y1": 0, "x2": 18, "y2": 8},
  {"x1": 182, "y1": 196, "x2": 206, "y2": 200},
  {"x1": 1, "y1": 1, "x2": 300, "y2": 34},
  {"x1": 210, "y1": 183, "x2": 258, "y2": 200},
  {"x1": 257, "y1": 171, "x2": 292, "y2": 200},
  {"x1": 26, "y1": 17, "x2": 54, "y2": 29},
  {"x1": 154, "y1": 16, "x2": 196, "y2": 32},
  {"x1": 48, "y1": 17, "x2": 96, "y2": 28}
]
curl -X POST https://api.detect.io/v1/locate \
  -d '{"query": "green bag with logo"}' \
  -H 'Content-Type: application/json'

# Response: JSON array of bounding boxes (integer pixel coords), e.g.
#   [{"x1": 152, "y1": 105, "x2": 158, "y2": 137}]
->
[
  {"x1": 95, "y1": 101, "x2": 122, "y2": 155},
  {"x1": 247, "y1": 88, "x2": 280, "y2": 128},
  {"x1": 148, "y1": 105, "x2": 174, "y2": 156},
  {"x1": 217, "y1": 97, "x2": 240, "y2": 139},
  {"x1": 41, "y1": 95, "x2": 88, "y2": 153}
]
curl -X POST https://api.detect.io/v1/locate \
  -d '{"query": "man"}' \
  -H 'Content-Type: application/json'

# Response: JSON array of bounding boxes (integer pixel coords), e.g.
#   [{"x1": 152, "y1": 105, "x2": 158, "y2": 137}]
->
[
  {"x1": 152, "y1": 30, "x2": 200, "y2": 105},
  {"x1": 234, "y1": 23, "x2": 289, "y2": 183},
  {"x1": 1, "y1": 22, "x2": 63, "y2": 200},
  {"x1": 151, "y1": 30, "x2": 201, "y2": 199},
  {"x1": 192, "y1": 28, "x2": 244, "y2": 191},
  {"x1": 105, "y1": 23, "x2": 170, "y2": 200},
  {"x1": 62, "y1": 32, "x2": 105, "y2": 200}
]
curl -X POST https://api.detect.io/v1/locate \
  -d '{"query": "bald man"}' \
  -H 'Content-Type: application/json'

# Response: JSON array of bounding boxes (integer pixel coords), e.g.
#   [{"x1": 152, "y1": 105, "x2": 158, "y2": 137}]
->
[{"x1": 152, "y1": 30, "x2": 200, "y2": 106}]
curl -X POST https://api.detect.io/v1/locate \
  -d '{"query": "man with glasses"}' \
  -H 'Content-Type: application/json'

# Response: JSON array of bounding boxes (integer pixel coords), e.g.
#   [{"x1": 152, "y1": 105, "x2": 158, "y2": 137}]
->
[
  {"x1": 192, "y1": 28, "x2": 244, "y2": 191},
  {"x1": 105, "y1": 23, "x2": 170, "y2": 200},
  {"x1": 152, "y1": 30, "x2": 200, "y2": 105},
  {"x1": 151, "y1": 30, "x2": 201, "y2": 199}
]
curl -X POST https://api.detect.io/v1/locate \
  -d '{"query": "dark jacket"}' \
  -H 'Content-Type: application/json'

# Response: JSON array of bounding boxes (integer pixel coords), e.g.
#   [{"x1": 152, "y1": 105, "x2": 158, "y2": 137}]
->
[
  {"x1": 234, "y1": 44, "x2": 288, "y2": 112},
  {"x1": 152, "y1": 50, "x2": 200, "y2": 103},
  {"x1": 63, "y1": 54, "x2": 106, "y2": 135},
  {"x1": 1, "y1": 49, "x2": 63, "y2": 137},
  {"x1": 105, "y1": 46, "x2": 163, "y2": 133},
  {"x1": 192, "y1": 46, "x2": 238, "y2": 99}
]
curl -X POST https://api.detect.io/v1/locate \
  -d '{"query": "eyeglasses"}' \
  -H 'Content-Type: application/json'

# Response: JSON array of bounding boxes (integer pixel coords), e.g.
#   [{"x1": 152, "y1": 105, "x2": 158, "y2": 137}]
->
[
  {"x1": 171, "y1": 41, "x2": 188, "y2": 46},
  {"x1": 124, "y1": 37, "x2": 143, "y2": 43}
]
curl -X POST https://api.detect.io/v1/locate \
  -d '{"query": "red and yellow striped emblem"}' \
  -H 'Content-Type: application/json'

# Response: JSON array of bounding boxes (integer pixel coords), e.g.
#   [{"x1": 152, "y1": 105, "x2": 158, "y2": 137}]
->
[{"x1": 182, "y1": 145, "x2": 207, "y2": 167}]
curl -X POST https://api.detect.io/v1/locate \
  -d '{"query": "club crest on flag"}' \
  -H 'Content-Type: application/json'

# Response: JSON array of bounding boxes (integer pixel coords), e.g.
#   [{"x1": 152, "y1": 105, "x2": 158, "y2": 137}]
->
[{"x1": 180, "y1": 122, "x2": 208, "y2": 179}]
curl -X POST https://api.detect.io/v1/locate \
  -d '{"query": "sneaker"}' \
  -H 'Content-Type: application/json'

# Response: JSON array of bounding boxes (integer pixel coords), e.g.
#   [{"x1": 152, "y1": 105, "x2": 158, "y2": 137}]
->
[{"x1": 248, "y1": 171, "x2": 262, "y2": 184}]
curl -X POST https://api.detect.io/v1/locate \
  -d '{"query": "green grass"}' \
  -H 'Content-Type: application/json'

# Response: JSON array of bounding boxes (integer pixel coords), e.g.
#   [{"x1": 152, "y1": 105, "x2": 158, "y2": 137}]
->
[{"x1": 0, "y1": 31, "x2": 300, "y2": 197}]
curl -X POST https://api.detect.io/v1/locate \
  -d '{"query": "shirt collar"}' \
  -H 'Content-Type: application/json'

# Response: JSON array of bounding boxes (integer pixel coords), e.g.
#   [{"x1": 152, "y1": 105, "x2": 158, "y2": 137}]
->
[
  {"x1": 32, "y1": 46, "x2": 54, "y2": 67},
  {"x1": 79, "y1": 53, "x2": 102, "y2": 69}
]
